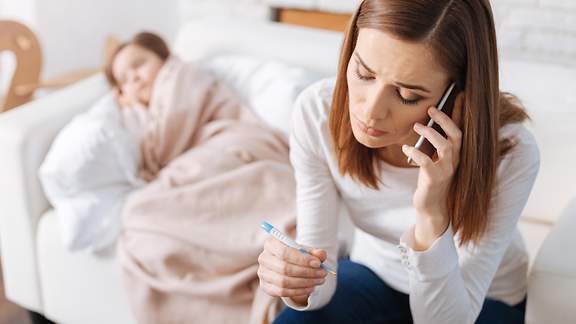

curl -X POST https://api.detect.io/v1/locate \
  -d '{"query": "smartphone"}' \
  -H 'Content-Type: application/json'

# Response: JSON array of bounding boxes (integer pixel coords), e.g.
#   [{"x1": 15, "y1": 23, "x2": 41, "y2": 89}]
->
[{"x1": 407, "y1": 82, "x2": 458, "y2": 164}]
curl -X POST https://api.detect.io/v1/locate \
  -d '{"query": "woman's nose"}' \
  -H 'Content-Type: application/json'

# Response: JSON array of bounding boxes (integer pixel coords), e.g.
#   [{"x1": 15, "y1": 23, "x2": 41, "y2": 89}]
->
[{"x1": 362, "y1": 87, "x2": 390, "y2": 121}]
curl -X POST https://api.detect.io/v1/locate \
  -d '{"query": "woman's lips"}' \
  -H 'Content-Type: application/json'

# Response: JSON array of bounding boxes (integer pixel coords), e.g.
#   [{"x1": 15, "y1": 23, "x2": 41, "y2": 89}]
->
[{"x1": 354, "y1": 116, "x2": 388, "y2": 137}]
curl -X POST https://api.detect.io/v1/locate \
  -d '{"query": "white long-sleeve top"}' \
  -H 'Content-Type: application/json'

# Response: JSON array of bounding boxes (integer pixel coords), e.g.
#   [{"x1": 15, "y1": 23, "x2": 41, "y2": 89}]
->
[{"x1": 282, "y1": 78, "x2": 540, "y2": 324}]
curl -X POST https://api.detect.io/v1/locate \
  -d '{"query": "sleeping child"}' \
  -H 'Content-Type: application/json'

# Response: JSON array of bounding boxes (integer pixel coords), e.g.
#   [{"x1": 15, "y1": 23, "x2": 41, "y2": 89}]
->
[
  {"x1": 104, "y1": 32, "x2": 297, "y2": 323},
  {"x1": 104, "y1": 32, "x2": 169, "y2": 141},
  {"x1": 105, "y1": 32, "x2": 168, "y2": 108}
]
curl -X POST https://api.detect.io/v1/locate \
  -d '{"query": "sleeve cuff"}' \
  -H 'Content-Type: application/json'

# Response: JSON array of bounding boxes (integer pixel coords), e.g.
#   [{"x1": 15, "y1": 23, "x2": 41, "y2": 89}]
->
[
  {"x1": 398, "y1": 223, "x2": 459, "y2": 282},
  {"x1": 281, "y1": 271, "x2": 337, "y2": 311},
  {"x1": 281, "y1": 296, "x2": 312, "y2": 311}
]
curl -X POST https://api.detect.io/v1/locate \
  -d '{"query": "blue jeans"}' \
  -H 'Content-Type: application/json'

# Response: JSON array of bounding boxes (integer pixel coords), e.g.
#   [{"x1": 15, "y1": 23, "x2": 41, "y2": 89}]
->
[{"x1": 274, "y1": 259, "x2": 526, "y2": 324}]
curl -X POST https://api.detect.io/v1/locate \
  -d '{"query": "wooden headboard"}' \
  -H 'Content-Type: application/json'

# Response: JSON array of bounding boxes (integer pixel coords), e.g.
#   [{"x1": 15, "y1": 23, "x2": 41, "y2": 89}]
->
[{"x1": 273, "y1": 8, "x2": 352, "y2": 32}]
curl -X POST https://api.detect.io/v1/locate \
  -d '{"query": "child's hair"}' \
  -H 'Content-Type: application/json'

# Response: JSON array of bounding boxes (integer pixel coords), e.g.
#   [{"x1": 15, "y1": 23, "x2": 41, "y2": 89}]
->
[{"x1": 104, "y1": 31, "x2": 170, "y2": 87}]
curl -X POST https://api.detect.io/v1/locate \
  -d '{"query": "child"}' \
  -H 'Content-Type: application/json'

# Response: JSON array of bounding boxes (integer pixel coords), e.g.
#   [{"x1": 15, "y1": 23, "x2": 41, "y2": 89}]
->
[
  {"x1": 104, "y1": 31, "x2": 169, "y2": 109},
  {"x1": 104, "y1": 31, "x2": 170, "y2": 139}
]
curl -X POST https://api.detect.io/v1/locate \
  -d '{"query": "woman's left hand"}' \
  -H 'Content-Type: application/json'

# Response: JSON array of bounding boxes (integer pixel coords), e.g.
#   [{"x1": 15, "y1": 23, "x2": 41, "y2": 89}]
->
[{"x1": 401, "y1": 94, "x2": 464, "y2": 250}]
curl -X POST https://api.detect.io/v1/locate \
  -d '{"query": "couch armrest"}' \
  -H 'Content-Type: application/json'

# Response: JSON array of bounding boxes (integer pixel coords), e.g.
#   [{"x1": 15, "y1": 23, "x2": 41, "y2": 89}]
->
[
  {"x1": 526, "y1": 196, "x2": 576, "y2": 324},
  {"x1": 0, "y1": 74, "x2": 108, "y2": 311}
]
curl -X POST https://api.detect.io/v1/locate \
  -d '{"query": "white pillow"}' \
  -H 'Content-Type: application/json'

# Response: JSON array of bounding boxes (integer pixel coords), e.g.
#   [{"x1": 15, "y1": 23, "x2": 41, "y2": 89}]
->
[
  {"x1": 202, "y1": 54, "x2": 322, "y2": 136},
  {"x1": 39, "y1": 93, "x2": 144, "y2": 252}
]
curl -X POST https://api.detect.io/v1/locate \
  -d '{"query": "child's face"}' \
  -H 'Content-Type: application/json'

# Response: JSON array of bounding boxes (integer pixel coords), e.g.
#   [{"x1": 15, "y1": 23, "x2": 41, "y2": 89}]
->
[{"x1": 112, "y1": 44, "x2": 165, "y2": 107}]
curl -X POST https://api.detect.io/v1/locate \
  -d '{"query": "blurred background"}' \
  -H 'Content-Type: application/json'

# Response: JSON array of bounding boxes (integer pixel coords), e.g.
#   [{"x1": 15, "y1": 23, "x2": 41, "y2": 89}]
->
[{"x1": 0, "y1": 0, "x2": 574, "y2": 97}]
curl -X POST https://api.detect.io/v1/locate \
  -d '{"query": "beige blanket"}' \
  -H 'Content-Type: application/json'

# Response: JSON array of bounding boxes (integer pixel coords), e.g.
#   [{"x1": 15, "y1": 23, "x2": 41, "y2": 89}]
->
[{"x1": 117, "y1": 57, "x2": 295, "y2": 324}]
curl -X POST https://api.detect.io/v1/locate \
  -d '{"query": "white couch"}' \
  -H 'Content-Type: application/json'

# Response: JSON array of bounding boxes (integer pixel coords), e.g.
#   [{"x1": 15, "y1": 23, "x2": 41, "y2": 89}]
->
[{"x1": 0, "y1": 19, "x2": 574, "y2": 324}]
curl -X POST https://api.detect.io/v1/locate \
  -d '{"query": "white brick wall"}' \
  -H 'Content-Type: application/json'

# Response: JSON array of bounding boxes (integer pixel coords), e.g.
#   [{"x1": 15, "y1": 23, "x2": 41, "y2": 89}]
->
[
  {"x1": 494, "y1": 0, "x2": 576, "y2": 66},
  {"x1": 178, "y1": 0, "x2": 271, "y2": 22},
  {"x1": 179, "y1": 0, "x2": 576, "y2": 66}
]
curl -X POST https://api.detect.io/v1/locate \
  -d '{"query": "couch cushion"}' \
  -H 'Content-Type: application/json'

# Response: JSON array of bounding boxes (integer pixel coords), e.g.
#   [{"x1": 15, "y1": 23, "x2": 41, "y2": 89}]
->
[
  {"x1": 526, "y1": 197, "x2": 576, "y2": 324},
  {"x1": 531, "y1": 197, "x2": 576, "y2": 275},
  {"x1": 517, "y1": 219, "x2": 552, "y2": 267},
  {"x1": 36, "y1": 209, "x2": 135, "y2": 324}
]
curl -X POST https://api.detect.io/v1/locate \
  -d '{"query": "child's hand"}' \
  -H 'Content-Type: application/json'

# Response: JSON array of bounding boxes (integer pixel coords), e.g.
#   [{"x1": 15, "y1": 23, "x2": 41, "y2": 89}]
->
[{"x1": 114, "y1": 88, "x2": 143, "y2": 109}]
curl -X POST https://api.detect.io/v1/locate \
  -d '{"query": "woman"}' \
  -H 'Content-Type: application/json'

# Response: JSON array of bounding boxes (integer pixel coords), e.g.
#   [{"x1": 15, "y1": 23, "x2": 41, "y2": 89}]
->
[{"x1": 257, "y1": 0, "x2": 540, "y2": 323}]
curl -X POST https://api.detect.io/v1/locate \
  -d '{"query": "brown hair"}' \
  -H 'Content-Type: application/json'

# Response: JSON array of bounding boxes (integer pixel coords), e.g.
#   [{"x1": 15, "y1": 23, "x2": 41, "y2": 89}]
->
[
  {"x1": 329, "y1": 0, "x2": 530, "y2": 245},
  {"x1": 104, "y1": 31, "x2": 170, "y2": 87}
]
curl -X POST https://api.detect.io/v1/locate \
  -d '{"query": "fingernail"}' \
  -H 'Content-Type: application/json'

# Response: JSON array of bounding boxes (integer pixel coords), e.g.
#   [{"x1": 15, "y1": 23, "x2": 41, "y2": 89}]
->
[
  {"x1": 414, "y1": 123, "x2": 422, "y2": 130},
  {"x1": 402, "y1": 144, "x2": 408, "y2": 151},
  {"x1": 310, "y1": 260, "x2": 321, "y2": 268},
  {"x1": 315, "y1": 278, "x2": 325, "y2": 284},
  {"x1": 316, "y1": 270, "x2": 325, "y2": 277},
  {"x1": 429, "y1": 107, "x2": 436, "y2": 114}
]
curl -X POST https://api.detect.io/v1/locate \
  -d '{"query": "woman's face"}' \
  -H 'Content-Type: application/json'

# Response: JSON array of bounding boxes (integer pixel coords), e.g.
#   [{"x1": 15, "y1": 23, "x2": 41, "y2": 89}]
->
[
  {"x1": 347, "y1": 28, "x2": 451, "y2": 150},
  {"x1": 112, "y1": 44, "x2": 164, "y2": 107}
]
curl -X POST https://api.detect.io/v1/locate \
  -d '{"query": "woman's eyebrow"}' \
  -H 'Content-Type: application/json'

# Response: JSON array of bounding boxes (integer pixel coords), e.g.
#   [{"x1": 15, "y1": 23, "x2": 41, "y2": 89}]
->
[
  {"x1": 394, "y1": 81, "x2": 431, "y2": 93},
  {"x1": 354, "y1": 52, "x2": 431, "y2": 94},
  {"x1": 354, "y1": 52, "x2": 376, "y2": 74}
]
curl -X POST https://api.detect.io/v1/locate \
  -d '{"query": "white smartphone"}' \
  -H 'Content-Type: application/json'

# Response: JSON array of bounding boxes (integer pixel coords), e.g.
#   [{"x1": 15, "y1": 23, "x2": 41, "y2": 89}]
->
[{"x1": 407, "y1": 82, "x2": 457, "y2": 165}]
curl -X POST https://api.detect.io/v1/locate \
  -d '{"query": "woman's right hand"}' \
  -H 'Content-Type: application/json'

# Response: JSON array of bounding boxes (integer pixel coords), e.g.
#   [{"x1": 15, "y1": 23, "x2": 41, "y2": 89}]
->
[{"x1": 257, "y1": 236, "x2": 328, "y2": 306}]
